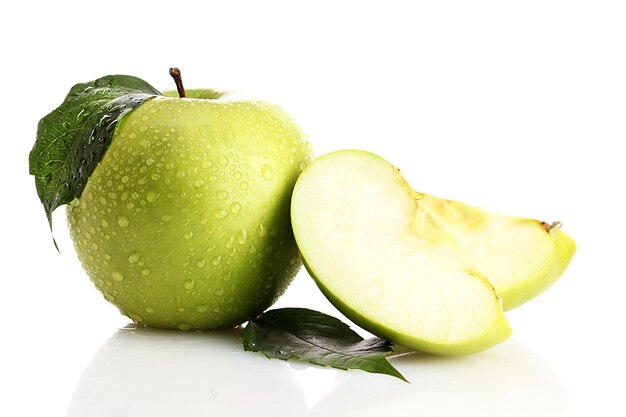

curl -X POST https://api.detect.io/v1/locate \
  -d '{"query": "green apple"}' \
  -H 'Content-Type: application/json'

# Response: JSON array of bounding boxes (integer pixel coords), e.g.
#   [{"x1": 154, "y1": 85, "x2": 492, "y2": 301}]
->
[
  {"x1": 65, "y1": 84, "x2": 313, "y2": 330},
  {"x1": 291, "y1": 150, "x2": 512, "y2": 355},
  {"x1": 415, "y1": 194, "x2": 575, "y2": 310}
]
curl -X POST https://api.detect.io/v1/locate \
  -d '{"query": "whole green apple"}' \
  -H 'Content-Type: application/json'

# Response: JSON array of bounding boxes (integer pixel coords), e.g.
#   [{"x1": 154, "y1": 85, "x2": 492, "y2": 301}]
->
[{"x1": 58, "y1": 76, "x2": 313, "y2": 330}]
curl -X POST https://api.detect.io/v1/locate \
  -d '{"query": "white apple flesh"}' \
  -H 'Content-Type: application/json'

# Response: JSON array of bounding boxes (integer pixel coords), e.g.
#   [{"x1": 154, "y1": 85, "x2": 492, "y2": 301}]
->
[
  {"x1": 416, "y1": 196, "x2": 576, "y2": 310},
  {"x1": 291, "y1": 150, "x2": 512, "y2": 355}
]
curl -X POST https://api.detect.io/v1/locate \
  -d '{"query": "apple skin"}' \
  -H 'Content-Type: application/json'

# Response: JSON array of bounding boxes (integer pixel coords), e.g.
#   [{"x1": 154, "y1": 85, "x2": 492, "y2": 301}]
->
[{"x1": 67, "y1": 96, "x2": 313, "y2": 330}]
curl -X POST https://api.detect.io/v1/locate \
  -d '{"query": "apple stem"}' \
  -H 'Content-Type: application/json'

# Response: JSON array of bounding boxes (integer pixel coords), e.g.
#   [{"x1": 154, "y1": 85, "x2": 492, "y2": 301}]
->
[
  {"x1": 543, "y1": 221, "x2": 562, "y2": 232},
  {"x1": 169, "y1": 67, "x2": 187, "y2": 98}
]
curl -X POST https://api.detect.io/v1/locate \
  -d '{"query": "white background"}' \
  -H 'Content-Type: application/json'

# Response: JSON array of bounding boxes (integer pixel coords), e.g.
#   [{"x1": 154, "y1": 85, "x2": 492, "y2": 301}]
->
[{"x1": 1, "y1": 1, "x2": 625, "y2": 416}]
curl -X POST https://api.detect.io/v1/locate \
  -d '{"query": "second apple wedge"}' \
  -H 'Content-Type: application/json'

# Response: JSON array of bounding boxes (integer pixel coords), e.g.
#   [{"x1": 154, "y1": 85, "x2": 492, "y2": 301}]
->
[
  {"x1": 416, "y1": 195, "x2": 575, "y2": 310},
  {"x1": 291, "y1": 150, "x2": 511, "y2": 355}
]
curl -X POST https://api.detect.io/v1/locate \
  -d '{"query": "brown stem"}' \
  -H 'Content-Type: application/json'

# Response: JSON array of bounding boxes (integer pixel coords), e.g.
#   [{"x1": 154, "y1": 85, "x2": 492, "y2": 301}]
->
[{"x1": 169, "y1": 67, "x2": 186, "y2": 98}]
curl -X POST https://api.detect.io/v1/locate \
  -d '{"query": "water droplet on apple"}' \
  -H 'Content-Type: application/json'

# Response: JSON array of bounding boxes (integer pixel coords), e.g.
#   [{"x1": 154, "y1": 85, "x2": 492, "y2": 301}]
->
[
  {"x1": 146, "y1": 190, "x2": 159, "y2": 203},
  {"x1": 195, "y1": 304, "x2": 209, "y2": 313},
  {"x1": 145, "y1": 307, "x2": 155, "y2": 314},
  {"x1": 261, "y1": 164, "x2": 273, "y2": 180},
  {"x1": 104, "y1": 253, "x2": 112, "y2": 261},
  {"x1": 239, "y1": 181, "x2": 249, "y2": 190},
  {"x1": 161, "y1": 214, "x2": 172, "y2": 222},
  {"x1": 128, "y1": 252, "x2": 140, "y2": 264},
  {"x1": 219, "y1": 155, "x2": 229, "y2": 166},
  {"x1": 196, "y1": 259, "x2": 206, "y2": 268},
  {"x1": 289, "y1": 256, "x2": 298, "y2": 266},
  {"x1": 216, "y1": 288, "x2": 224, "y2": 296},
  {"x1": 237, "y1": 229, "x2": 248, "y2": 244},
  {"x1": 184, "y1": 280, "x2": 195, "y2": 290},
  {"x1": 213, "y1": 209, "x2": 228, "y2": 219},
  {"x1": 195, "y1": 178, "x2": 205, "y2": 187},
  {"x1": 146, "y1": 157, "x2": 155, "y2": 166},
  {"x1": 256, "y1": 224, "x2": 266, "y2": 237},
  {"x1": 217, "y1": 190, "x2": 229, "y2": 200},
  {"x1": 118, "y1": 216, "x2": 129, "y2": 228},
  {"x1": 141, "y1": 268, "x2": 151, "y2": 276},
  {"x1": 129, "y1": 312, "x2": 143, "y2": 322},
  {"x1": 230, "y1": 202, "x2": 241, "y2": 213},
  {"x1": 177, "y1": 323, "x2": 191, "y2": 331},
  {"x1": 211, "y1": 256, "x2": 222, "y2": 266},
  {"x1": 184, "y1": 231, "x2": 194, "y2": 239},
  {"x1": 112, "y1": 270, "x2": 124, "y2": 282},
  {"x1": 233, "y1": 171, "x2": 243, "y2": 180}
]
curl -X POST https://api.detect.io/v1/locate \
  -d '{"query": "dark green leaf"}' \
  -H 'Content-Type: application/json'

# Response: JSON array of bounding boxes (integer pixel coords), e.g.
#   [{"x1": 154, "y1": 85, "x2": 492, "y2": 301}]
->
[
  {"x1": 242, "y1": 308, "x2": 407, "y2": 382},
  {"x1": 29, "y1": 74, "x2": 161, "y2": 228}
]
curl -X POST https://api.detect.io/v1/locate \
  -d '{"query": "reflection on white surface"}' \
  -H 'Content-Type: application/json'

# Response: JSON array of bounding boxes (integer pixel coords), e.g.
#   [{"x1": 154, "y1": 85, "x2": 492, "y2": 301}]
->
[
  {"x1": 308, "y1": 339, "x2": 567, "y2": 417},
  {"x1": 67, "y1": 327, "x2": 565, "y2": 417},
  {"x1": 67, "y1": 325, "x2": 307, "y2": 417}
]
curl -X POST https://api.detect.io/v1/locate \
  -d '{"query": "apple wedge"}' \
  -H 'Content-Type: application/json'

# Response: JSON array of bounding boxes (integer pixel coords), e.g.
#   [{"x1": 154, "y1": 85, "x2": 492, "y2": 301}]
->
[
  {"x1": 416, "y1": 195, "x2": 575, "y2": 310},
  {"x1": 291, "y1": 150, "x2": 512, "y2": 355}
]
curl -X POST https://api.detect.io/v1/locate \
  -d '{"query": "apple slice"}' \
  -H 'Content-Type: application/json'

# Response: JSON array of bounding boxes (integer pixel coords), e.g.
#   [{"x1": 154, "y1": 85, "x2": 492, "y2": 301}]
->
[
  {"x1": 416, "y1": 196, "x2": 576, "y2": 310},
  {"x1": 291, "y1": 150, "x2": 511, "y2": 355}
]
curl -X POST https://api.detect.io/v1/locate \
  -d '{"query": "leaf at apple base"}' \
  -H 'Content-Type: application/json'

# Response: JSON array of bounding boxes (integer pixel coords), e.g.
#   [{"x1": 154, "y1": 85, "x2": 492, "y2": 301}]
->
[{"x1": 242, "y1": 308, "x2": 408, "y2": 382}]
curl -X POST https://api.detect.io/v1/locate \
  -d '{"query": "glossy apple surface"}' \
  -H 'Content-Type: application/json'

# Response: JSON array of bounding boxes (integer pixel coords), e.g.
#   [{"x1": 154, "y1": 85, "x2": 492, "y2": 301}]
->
[{"x1": 67, "y1": 97, "x2": 313, "y2": 330}]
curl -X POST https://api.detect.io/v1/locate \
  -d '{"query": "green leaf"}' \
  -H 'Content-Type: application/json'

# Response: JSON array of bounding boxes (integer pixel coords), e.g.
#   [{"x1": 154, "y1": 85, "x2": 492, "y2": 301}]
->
[
  {"x1": 242, "y1": 308, "x2": 407, "y2": 382},
  {"x1": 29, "y1": 74, "x2": 161, "y2": 228}
]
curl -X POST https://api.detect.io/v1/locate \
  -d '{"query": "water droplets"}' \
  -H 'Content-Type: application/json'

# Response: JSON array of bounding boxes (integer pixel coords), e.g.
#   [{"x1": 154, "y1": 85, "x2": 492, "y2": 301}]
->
[
  {"x1": 213, "y1": 209, "x2": 228, "y2": 219},
  {"x1": 256, "y1": 224, "x2": 266, "y2": 237},
  {"x1": 112, "y1": 270, "x2": 124, "y2": 282},
  {"x1": 237, "y1": 228, "x2": 248, "y2": 244},
  {"x1": 218, "y1": 155, "x2": 229, "y2": 166},
  {"x1": 184, "y1": 231, "x2": 194, "y2": 240},
  {"x1": 261, "y1": 164, "x2": 273, "y2": 180},
  {"x1": 128, "y1": 251, "x2": 140, "y2": 264},
  {"x1": 117, "y1": 216, "x2": 129, "y2": 228},
  {"x1": 211, "y1": 255, "x2": 222, "y2": 266},
  {"x1": 184, "y1": 280, "x2": 195, "y2": 290},
  {"x1": 195, "y1": 304, "x2": 209, "y2": 313},
  {"x1": 217, "y1": 190, "x2": 229, "y2": 200},
  {"x1": 177, "y1": 323, "x2": 191, "y2": 331},
  {"x1": 230, "y1": 202, "x2": 241, "y2": 214},
  {"x1": 145, "y1": 190, "x2": 159, "y2": 203},
  {"x1": 145, "y1": 307, "x2": 155, "y2": 314}
]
